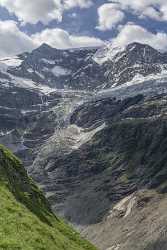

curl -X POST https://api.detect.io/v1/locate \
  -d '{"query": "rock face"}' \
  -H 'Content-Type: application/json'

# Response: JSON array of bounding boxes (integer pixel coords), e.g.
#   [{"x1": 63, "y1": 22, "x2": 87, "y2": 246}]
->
[
  {"x1": 94, "y1": 42, "x2": 167, "y2": 88},
  {"x1": 83, "y1": 189, "x2": 167, "y2": 250},
  {"x1": 3, "y1": 44, "x2": 105, "y2": 91},
  {"x1": 1, "y1": 42, "x2": 167, "y2": 91},
  {"x1": 30, "y1": 92, "x2": 167, "y2": 250},
  {"x1": 2, "y1": 42, "x2": 167, "y2": 250},
  {"x1": 0, "y1": 82, "x2": 89, "y2": 168},
  {"x1": 30, "y1": 93, "x2": 167, "y2": 221}
]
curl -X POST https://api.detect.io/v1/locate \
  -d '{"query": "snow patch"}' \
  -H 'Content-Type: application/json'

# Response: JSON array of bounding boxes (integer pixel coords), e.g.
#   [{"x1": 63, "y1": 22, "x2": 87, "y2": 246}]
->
[
  {"x1": 51, "y1": 66, "x2": 71, "y2": 77},
  {"x1": 93, "y1": 43, "x2": 125, "y2": 65},
  {"x1": 9, "y1": 75, "x2": 55, "y2": 94},
  {"x1": 27, "y1": 68, "x2": 34, "y2": 73},
  {"x1": 41, "y1": 58, "x2": 55, "y2": 65},
  {"x1": 0, "y1": 56, "x2": 23, "y2": 67}
]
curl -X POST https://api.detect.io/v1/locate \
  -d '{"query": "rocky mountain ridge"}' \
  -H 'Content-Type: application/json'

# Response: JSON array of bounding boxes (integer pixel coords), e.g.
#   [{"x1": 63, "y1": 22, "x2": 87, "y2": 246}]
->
[{"x1": 1, "y1": 42, "x2": 167, "y2": 92}]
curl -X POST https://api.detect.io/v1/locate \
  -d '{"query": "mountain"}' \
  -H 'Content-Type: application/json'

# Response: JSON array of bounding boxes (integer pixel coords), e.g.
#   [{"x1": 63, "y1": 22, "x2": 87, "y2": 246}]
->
[
  {"x1": 1, "y1": 42, "x2": 167, "y2": 250},
  {"x1": 1, "y1": 42, "x2": 167, "y2": 168},
  {"x1": 1, "y1": 42, "x2": 167, "y2": 92},
  {"x1": 0, "y1": 43, "x2": 105, "y2": 91},
  {"x1": 0, "y1": 144, "x2": 97, "y2": 250},
  {"x1": 94, "y1": 42, "x2": 167, "y2": 88}
]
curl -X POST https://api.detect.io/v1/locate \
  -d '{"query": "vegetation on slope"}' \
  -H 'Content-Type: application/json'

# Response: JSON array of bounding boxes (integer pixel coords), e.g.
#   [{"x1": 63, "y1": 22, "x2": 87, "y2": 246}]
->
[{"x1": 0, "y1": 144, "x2": 97, "y2": 250}]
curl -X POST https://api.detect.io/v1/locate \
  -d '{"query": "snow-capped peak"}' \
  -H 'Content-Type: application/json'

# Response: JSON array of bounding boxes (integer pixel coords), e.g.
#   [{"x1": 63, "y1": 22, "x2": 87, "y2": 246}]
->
[
  {"x1": 93, "y1": 42, "x2": 125, "y2": 65},
  {"x1": 93, "y1": 42, "x2": 164, "y2": 65}
]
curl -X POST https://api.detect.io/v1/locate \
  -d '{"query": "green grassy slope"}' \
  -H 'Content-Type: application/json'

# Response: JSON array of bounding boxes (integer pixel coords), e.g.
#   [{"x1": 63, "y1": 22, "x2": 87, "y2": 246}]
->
[{"x1": 0, "y1": 144, "x2": 97, "y2": 250}]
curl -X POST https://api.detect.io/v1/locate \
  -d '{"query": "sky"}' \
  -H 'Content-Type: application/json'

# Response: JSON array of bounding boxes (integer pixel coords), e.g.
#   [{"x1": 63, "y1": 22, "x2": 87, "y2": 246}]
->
[{"x1": 1, "y1": 0, "x2": 167, "y2": 57}]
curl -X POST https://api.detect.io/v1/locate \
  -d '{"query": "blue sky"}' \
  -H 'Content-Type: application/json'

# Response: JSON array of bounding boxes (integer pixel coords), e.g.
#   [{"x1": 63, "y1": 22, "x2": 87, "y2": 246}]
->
[{"x1": 1, "y1": 0, "x2": 167, "y2": 57}]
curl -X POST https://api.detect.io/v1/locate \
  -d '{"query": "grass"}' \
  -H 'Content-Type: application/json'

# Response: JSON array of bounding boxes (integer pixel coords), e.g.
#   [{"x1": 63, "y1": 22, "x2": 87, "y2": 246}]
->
[{"x1": 0, "y1": 145, "x2": 97, "y2": 250}]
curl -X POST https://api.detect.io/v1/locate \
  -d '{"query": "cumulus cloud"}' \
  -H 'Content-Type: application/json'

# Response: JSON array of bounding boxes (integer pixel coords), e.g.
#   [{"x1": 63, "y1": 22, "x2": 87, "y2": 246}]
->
[
  {"x1": 109, "y1": 0, "x2": 167, "y2": 22},
  {"x1": 63, "y1": 0, "x2": 93, "y2": 9},
  {"x1": 0, "y1": 0, "x2": 93, "y2": 25},
  {"x1": 97, "y1": 1, "x2": 167, "y2": 32},
  {"x1": 97, "y1": 3, "x2": 125, "y2": 31},
  {"x1": 0, "y1": 20, "x2": 35, "y2": 58},
  {"x1": 111, "y1": 23, "x2": 167, "y2": 51},
  {"x1": 0, "y1": 20, "x2": 104, "y2": 58},
  {"x1": 31, "y1": 28, "x2": 104, "y2": 49},
  {"x1": 0, "y1": 0, "x2": 63, "y2": 24}
]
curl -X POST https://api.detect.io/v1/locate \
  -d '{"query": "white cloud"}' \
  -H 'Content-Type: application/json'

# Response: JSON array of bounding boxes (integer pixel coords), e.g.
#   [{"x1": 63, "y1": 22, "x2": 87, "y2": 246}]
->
[
  {"x1": 31, "y1": 28, "x2": 104, "y2": 49},
  {"x1": 97, "y1": 3, "x2": 125, "y2": 31},
  {"x1": 63, "y1": 0, "x2": 93, "y2": 9},
  {"x1": 0, "y1": 0, "x2": 93, "y2": 25},
  {"x1": 0, "y1": 19, "x2": 104, "y2": 58},
  {"x1": 109, "y1": 0, "x2": 167, "y2": 22},
  {"x1": 0, "y1": 0, "x2": 63, "y2": 24},
  {"x1": 0, "y1": 20, "x2": 35, "y2": 58},
  {"x1": 111, "y1": 23, "x2": 167, "y2": 51},
  {"x1": 2, "y1": 16, "x2": 167, "y2": 60}
]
